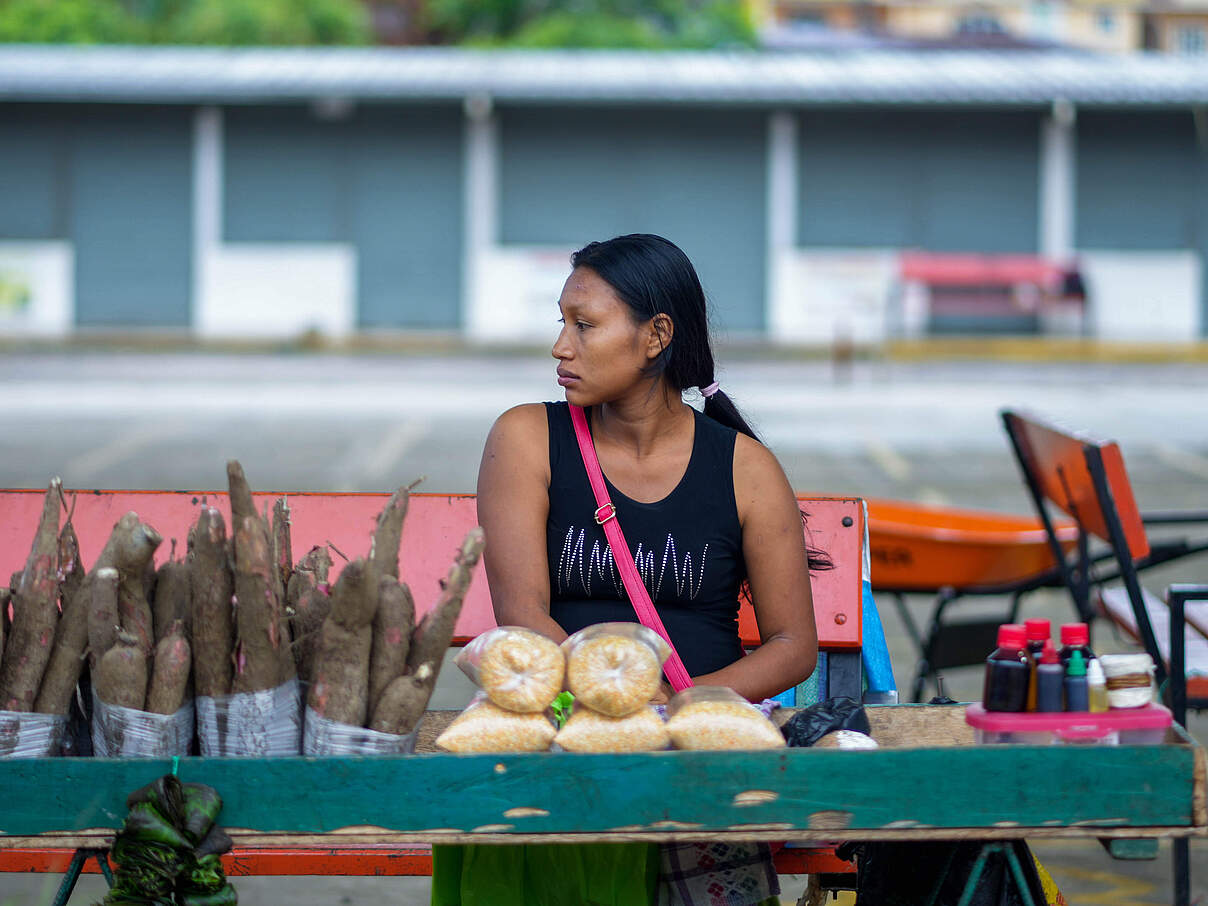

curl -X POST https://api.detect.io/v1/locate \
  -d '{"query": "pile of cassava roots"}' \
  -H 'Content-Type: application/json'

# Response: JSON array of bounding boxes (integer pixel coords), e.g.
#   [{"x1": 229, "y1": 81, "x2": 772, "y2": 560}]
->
[{"x1": 0, "y1": 462, "x2": 484, "y2": 755}]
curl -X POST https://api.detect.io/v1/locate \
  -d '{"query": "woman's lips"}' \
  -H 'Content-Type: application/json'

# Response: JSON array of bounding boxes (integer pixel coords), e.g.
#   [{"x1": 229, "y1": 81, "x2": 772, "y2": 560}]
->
[{"x1": 557, "y1": 375, "x2": 578, "y2": 387}]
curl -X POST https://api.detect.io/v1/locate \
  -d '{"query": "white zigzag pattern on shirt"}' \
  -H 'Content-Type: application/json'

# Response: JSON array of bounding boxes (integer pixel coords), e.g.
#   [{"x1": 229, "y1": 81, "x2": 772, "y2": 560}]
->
[{"x1": 558, "y1": 526, "x2": 708, "y2": 602}]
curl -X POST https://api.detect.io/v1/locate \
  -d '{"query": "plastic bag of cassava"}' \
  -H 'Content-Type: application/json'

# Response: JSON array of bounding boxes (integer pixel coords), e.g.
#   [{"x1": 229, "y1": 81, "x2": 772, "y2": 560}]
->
[
  {"x1": 455, "y1": 627, "x2": 565, "y2": 713},
  {"x1": 553, "y1": 704, "x2": 670, "y2": 753},
  {"x1": 665, "y1": 686, "x2": 786, "y2": 751},
  {"x1": 0, "y1": 711, "x2": 67, "y2": 758},
  {"x1": 91, "y1": 691, "x2": 194, "y2": 758},
  {"x1": 561, "y1": 623, "x2": 670, "y2": 717},
  {"x1": 196, "y1": 679, "x2": 303, "y2": 757},
  {"x1": 435, "y1": 693, "x2": 556, "y2": 753},
  {"x1": 303, "y1": 706, "x2": 417, "y2": 755}
]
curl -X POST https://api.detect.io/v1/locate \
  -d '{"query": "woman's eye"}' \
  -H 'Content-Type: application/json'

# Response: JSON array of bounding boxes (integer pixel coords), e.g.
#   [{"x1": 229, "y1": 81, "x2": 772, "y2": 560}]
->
[{"x1": 576, "y1": 321, "x2": 589, "y2": 331}]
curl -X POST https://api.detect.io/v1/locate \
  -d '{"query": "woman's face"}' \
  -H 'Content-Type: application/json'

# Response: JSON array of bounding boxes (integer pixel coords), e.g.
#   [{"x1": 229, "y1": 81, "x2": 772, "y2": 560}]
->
[{"x1": 552, "y1": 267, "x2": 655, "y2": 407}]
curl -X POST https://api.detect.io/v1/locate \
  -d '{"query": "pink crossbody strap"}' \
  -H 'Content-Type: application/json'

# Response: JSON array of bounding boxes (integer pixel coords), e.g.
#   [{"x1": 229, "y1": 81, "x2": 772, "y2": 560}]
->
[{"x1": 569, "y1": 404, "x2": 694, "y2": 692}]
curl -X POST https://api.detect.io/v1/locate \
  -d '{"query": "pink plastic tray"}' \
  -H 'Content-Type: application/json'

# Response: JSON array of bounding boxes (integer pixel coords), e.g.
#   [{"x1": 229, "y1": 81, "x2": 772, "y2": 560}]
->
[{"x1": 966, "y1": 702, "x2": 1171, "y2": 743}]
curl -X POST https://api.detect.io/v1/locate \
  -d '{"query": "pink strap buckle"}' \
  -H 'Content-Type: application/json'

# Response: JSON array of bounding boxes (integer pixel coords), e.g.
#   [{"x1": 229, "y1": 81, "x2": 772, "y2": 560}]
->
[{"x1": 594, "y1": 503, "x2": 617, "y2": 525}]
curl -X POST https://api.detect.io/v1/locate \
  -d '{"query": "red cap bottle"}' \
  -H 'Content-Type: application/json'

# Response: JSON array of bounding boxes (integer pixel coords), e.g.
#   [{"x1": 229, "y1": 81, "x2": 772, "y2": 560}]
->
[
  {"x1": 1058, "y1": 622, "x2": 1095, "y2": 669},
  {"x1": 1060, "y1": 623, "x2": 1088, "y2": 646},
  {"x1": 983, "y1": 624, "x2": 1029, "y2": 712}
]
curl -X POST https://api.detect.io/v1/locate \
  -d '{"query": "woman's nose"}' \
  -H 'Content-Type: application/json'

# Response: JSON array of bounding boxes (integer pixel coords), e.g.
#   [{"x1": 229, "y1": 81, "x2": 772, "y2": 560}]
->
[{"x1": 551, "y1": 326, "x2": 571, "y2": 359}]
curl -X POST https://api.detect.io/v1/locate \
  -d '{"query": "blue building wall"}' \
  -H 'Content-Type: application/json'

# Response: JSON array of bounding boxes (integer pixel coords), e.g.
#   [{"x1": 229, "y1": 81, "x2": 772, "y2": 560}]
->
[
  {"x1": 223, "y1": 104, "x2": 464, "y2": 329},
  {"x1": 4, "y1": 101, "x2": 1207, "y2": 336},
  {"x1": 498, "y1": 106, "x2": 768, "y2": 334},
  {"x1": 0, "y1": 106, "x2": 69, "y2": 240},
  {"x1": 1, "y1": 104, "x2": 193, "y2": 327},
  {"x1": 798, "y1": 109, "x2": 1040, "y2": 253}
]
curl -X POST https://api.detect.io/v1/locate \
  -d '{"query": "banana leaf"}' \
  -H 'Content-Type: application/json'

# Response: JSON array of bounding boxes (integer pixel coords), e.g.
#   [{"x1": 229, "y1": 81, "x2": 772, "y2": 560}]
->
[
  {"x1": 125, "y1": 775, "x2": 185, "y2": 829},
  {"x1": 180, "y1": 783, "x2": 223, "y2": 845},
  {"x1": 195, "y1": 824, "x2": 234, "y2": 859},
  {"x1": 120, "y1": 802, "x2": 193, "y2": 851},
  {"x1": 178, "y1": 884, "x2": 239, "y2": 906},
  {"x1": 177, "y1": 853, "x2": 226, "y2": 894}
]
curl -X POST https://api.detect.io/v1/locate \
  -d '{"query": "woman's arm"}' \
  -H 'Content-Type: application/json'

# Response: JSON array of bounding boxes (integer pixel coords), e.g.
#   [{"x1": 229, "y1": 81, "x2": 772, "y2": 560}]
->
[
  {"x1": 691, "y1": 434, "x2": 818, "y2": 701},
  {"x1": 476, "y1": 404, "x2": 568, "y2": 643}
]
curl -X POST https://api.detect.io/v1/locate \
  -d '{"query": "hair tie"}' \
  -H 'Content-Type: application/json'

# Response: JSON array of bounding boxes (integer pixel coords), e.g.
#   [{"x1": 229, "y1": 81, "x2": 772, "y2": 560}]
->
[{"x1": 701, "y1": 381, "x2": 720, "y2": 398}]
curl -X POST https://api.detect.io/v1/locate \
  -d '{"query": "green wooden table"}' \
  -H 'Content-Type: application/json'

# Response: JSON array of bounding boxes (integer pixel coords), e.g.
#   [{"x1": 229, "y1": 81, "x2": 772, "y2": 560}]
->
[{"x1": 0, "y1": 706, "x2": 1203, "y2": 851}]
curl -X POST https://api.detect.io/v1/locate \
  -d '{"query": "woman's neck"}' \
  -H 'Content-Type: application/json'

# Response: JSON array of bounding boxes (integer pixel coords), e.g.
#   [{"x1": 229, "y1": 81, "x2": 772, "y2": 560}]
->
[{"x1": 594, "y1": 387, "x2": 692, "y2": 460}]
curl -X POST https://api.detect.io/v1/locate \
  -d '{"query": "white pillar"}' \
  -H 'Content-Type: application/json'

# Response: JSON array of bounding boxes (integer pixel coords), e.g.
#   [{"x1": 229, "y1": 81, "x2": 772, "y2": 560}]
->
[
  {"x1": 192, "y1": 106, "x2": 222, "y2": 329},
  {"x1": 766, "y1": 111, "x2": 798, "y2": 334},
  {"x1": 463, "y1": 93, "x2": 498, "y2": 338},
  {"x1": 1039, "y1": 98, "x2": 1076, "y2": 263}
]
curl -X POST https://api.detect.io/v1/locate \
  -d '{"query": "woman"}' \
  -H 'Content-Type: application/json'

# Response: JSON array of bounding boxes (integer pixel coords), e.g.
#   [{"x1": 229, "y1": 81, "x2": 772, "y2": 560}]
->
[{"x1": 434, "y1": 234, "x2": 824, "y2": 906}]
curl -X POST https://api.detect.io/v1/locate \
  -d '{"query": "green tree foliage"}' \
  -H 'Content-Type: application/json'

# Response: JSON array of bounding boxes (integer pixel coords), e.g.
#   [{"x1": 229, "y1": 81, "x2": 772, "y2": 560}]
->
[
  {"x1": 166, "y1": 0, "x2": 370, "y2": 45},
  {"x1": 0, "y1": 0, "x2": 145, "y2": 44},
  {"x1": 0, "y1": 0, "x2": 370, "y2": 45},
  {"x1": 425, "y1": 0, "x2": 756, "y2": 48}
]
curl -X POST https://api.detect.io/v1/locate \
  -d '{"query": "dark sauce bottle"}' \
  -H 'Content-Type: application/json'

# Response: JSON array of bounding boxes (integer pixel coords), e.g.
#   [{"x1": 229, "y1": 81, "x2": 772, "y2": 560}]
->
[{"x1": 982, "y1": 623, "x2": 1030, "y2": 712}]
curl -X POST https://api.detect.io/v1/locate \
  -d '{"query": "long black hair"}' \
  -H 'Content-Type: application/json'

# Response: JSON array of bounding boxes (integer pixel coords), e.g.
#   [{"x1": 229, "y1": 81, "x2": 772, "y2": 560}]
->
[{"x1": 571, "y1": 233, "x2": 833, "y2": 573}]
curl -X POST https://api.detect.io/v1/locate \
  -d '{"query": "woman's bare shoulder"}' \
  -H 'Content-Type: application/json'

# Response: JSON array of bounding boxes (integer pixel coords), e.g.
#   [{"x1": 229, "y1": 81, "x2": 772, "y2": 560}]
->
[
  {"x1": 732, "y1": 432, "x2": 795, "y2": 512},
  {"x1": 481, "y1": 403, "x2": 550, "y2": 473},
  {"x1": 489, "y1": 403, "x2": 549, "y2": 442}
]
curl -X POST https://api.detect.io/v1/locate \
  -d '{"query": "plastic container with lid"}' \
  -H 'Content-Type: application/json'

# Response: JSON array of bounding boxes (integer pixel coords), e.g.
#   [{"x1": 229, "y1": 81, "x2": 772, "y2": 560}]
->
[
  {"x1": 1099, "y1": 652, "x2": 1156, "y2": 709},
  {"x1": 982, "y1": 623, "x2": 1030, "y2": 712},
  {"x1": 966, "y1": 702, "x2": 1172, "y2": 746}
]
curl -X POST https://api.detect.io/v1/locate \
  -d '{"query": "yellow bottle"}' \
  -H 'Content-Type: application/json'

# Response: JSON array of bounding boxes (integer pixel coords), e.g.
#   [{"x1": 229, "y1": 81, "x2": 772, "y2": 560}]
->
[{"x1": 1087, "y1": 658, "x2": 1109, "y2": 713}]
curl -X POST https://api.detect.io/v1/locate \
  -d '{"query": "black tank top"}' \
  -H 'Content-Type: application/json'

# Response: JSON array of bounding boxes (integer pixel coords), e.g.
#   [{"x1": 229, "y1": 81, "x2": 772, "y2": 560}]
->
[{"x1": 545, "y1": 401, "x2": 746, "y2": 677}]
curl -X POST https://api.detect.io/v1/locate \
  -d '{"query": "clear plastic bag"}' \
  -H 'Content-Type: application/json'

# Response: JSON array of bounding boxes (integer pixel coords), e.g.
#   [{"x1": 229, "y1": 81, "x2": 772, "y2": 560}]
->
[
  {"x1": 553, "y1": 704, "x2": 670, "y2": 753},
  {"x1": 665, "y1": 686, "x2": 786, "y2": 751},
  {"x1": 435, "y1": 693, "x2": 556, "y2": 753},
  {"x1": 303, "y1": 706, "x2": 417, "y2": 755},
  {"x1": 91, "y1": 692, "x2": 194, "y2": 758},
  {"x1": 196, "y1": 678, "x2": 302, "y2": 757},
  {"x1": 0, "y1": 710, "x2": 68, "y2": 758},
  {"x1": 561, "y1": 623, "x2": 670, "y2": 717},
  {"x1": 455, "y1": 627, "x2": 565, "y2": 713}
]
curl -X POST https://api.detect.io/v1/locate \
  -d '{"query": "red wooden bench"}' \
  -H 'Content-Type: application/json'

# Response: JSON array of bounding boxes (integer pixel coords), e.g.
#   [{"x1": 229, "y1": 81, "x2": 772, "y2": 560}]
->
[{"x1": 0, "y1": 489, "x2": 872, "y2": 885}]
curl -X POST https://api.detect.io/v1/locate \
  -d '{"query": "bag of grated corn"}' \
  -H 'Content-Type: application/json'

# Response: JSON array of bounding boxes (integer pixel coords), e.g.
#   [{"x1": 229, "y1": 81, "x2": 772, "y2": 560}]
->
[
  {"x1": 456, "y1": 627, "x2": 565, "y2": 713},
  {"x1": 561, "y1": 623, "x2": 670, "y2": 717},
  {"x1": 665, "y1": 686, "x2": 786, "y2": 751},
  {"x1": 553, "y1": 704, "x2": 670, "y2": 753},
  {"x1": 435, "y1": 693, "x2": 557, "y2": 753}
]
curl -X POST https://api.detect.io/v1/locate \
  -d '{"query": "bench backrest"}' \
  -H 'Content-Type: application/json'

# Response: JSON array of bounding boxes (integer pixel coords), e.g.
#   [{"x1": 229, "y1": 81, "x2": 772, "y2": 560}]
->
[
  {"x1": 1001, "y1": 410, "x2": 1149, "y2": 562},
  {"x1": 0, "y1": 489, "x2": 866, "y2": 651}
]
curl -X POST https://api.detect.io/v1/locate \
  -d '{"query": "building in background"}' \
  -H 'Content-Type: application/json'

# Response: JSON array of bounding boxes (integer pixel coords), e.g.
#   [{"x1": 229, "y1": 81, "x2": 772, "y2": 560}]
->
[
  {"x1": 753, "y1": 0, "x2": 1208, "y2": 53},
  {"x1": 1, "y1": 45, "x2": 1206, "y2": 345}
]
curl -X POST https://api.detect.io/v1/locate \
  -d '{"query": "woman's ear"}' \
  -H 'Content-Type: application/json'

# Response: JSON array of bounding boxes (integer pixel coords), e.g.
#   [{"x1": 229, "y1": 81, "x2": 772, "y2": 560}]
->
[{"x1": 646, "y1": 313, "x2": 674, "y2": 360}]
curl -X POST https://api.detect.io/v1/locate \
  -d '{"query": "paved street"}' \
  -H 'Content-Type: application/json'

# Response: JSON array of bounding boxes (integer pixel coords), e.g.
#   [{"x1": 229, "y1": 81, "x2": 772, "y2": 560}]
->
[{"x1": 1, "y1": 350, "x2": 1206, "y2": 904}]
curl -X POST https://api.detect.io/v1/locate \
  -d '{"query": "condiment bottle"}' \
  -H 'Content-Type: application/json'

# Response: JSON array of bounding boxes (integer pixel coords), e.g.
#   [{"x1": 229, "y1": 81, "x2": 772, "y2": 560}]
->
[
  {"x1": 1087, "y1": 658, "x2": 1108, "y2": 713},
  {"x1": 1035, "y1": 640, "x2": 1064, "y2": 713},
  {"x1": 1024, "y1": 618, "x2": 1050, "y2": 710},
  {"x1": 1058, "y1": 622, "x2": 1095, "y2": 669},
  {"x1": 1064, "y1": 649, "x2": 1090, "y2": 712},
  {"x1": 982, "y1": 623, "x2": 1030, "y2": 712}
]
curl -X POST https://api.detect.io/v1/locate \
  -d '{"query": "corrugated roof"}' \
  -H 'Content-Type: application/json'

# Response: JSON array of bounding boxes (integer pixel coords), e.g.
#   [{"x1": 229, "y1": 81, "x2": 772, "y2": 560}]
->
[{"x1": 1, "y1": 44, "x2": 1207, "y2": 106}]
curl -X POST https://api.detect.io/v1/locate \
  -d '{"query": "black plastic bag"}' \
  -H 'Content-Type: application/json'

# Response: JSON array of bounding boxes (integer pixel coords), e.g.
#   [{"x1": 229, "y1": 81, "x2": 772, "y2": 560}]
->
[{"x1": 781, "y1": 697, "x2": 870, "y2": 747}]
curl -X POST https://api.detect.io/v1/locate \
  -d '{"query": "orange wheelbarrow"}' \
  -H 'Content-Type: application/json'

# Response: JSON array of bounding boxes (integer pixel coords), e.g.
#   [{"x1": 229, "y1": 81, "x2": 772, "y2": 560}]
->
[{"x1": 868, "y1": 499, "x2": 1079, "y2": 702}]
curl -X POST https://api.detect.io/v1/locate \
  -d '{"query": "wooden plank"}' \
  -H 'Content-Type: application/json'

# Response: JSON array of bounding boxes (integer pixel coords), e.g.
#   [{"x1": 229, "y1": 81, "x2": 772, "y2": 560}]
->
[
  {"x1": 0, "y1": 741, "x2": 1198, "y2": 838},
  {"x1": 2, "y1": 825, "x2": 1204, "y2": 852}
]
